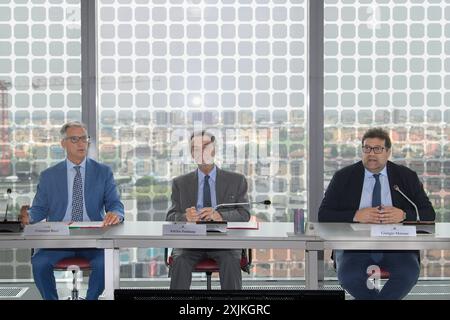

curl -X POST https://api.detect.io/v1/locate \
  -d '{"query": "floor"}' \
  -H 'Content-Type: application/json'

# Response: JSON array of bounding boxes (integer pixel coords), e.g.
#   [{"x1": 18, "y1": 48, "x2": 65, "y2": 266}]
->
[{"x1": 1, "y1": 276, "x2": 450, "y2": 300}]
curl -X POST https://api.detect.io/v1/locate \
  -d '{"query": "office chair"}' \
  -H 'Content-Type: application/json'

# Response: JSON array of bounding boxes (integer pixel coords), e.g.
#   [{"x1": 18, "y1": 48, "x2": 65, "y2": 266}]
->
[
  {"x1": 31, "y1": 249, "x2": 91, "y2": 300},
  {"x1": 54, "y1": 257, "x2": 91, "y2": 300},
  {"x1": 164, "y1": 248, "x2": 252, "y2": 290},
  {"x1": 367, "y1": 268, "x2": 390, "y2": 279}
]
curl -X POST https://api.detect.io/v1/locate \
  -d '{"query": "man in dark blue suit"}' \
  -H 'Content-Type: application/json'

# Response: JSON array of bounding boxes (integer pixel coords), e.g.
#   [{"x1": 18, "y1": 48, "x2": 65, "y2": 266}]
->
[
  {"x1": 19, "y1": 121, "x2": 124, "y2": 300},
  {"x1": 319, "y1": 128, "x2": 435, "y2": 300}
]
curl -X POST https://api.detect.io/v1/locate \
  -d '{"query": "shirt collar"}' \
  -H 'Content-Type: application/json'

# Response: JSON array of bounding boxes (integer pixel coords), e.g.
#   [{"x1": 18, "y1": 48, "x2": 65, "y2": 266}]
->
[
  {"x1": 66, "y1": 157, "x2": 86, "y2": 171},
  {"x1": 364, "y1": 165, "x2": 387, "y2": 179},
  {"x1": 197, "y1": 165, "x2": 217, "y2": 183}
]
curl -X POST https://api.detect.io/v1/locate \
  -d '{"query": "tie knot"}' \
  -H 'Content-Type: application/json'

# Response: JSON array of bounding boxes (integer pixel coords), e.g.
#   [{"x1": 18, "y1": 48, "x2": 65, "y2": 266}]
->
[
  {"x1": 74, "y1": 166, "x2": 81, "y2": 173},
  {"x1": 204, "y1": 175, "x2": 210, "y2": 181},
  {"x1": 373, "y1": 173, "x2": 380, "y2": 180}
]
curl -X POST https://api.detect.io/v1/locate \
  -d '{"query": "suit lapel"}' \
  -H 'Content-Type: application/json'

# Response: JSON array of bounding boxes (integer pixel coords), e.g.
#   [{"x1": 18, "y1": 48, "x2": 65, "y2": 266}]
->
[
  {"x1": 353, "y1": 161, "x2": 365, "y2": 208},
  {"x1": 215, "y1": 167, "x2": 227, "y2": 206},
  {"x1": 55, "y1": 161, "x2": 68, "y2": 221},
  {"x1": 84, "y1": 158, "x2": 94, "y2": 219},
  {"x1": 187, "y1": 170, "x2": 198, "y2": 207},
  {"x1": 386, "y1": 161, "x2": 402, "y2": 207}
]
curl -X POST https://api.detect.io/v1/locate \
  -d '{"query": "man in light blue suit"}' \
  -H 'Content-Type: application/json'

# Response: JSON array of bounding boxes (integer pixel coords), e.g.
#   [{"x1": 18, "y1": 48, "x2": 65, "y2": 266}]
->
[{"x1": 19, "y1": 121, "x2": 124, "y2": 300}]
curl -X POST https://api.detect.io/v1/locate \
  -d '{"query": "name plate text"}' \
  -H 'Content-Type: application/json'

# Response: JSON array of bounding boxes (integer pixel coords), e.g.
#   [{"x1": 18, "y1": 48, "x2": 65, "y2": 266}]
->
[
  {"x1": 163, "y1": 223, "x2": 207, "y2": 236},
  {"x1": 24, "y1": 222, "x2": 70, "y2": 236},
  {"x1": 370, "y1": 225, "x2": 416, "y2": 237}
]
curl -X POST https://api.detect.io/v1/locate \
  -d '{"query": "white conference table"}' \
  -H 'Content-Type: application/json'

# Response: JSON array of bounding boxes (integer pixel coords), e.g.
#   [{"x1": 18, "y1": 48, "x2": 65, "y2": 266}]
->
[
  {"x1": 102, "y1": 221, "x2": 322, "y2": 300},
  {"x1": 309, "y1": 222, "x2": 450, "y2": 250},
  {"x1": 305, "y1": 222, "x2": 450, "y2": 290},
  {"x1": 3, "y1": 221, "x2": 450, "y2": 300},
  {"x1": 0, "y1": 228, "x2": 111, "y2": 249}
]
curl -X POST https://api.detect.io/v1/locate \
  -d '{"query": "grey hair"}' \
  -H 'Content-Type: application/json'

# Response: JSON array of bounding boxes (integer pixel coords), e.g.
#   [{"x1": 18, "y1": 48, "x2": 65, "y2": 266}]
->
[
  {"x1": 60, "y1": 121, "x2": 88, "y2": 138},
  {"x1": 190, "y1": 130, "x2": 215, "y2": 148}
]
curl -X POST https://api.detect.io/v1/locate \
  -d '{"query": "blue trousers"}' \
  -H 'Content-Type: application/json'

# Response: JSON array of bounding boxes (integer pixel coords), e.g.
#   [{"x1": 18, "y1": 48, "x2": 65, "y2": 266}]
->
[
  {"x1": 335, "y1": 250, "x2": 420, "y2": 300},
  {"x1": 31, "y1": 249, "x2": 104, "y2": 300}
]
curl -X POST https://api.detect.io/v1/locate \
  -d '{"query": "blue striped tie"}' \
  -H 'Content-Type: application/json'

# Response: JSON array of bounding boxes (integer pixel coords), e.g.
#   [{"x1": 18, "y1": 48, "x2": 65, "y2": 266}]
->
[{"x1": 71, "y1": 166, "x2": 84, "y2": 222}]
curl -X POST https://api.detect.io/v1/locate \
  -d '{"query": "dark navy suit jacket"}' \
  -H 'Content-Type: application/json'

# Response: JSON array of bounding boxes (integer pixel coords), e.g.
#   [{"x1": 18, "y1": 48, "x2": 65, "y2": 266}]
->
[{"x1": 319, "y1": 160, "x2": 435, "y2": 223}]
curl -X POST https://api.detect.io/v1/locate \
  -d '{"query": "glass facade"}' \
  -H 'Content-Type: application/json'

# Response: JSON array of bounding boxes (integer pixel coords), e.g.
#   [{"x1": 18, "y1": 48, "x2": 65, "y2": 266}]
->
[
  {"x1": 0, "y1": 0, "x2": 81, "y2": 279},
  {"x1": 324, "y1": 0, "x2": 450, "y2": 278},
  {"x1": 98, "y1": 0, "x2": 307, "y2": 279},
  {"x1": 0, "y1": 0, "x2": 448, "y2": 283}
]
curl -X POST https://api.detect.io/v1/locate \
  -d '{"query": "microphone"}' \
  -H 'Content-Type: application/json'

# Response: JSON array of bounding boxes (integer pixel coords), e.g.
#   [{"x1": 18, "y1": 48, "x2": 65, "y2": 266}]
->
[
  {"x1": 3, "y1": 188, "x2": 11, "y2": 222},
  {"x1": 393, "y1": 185, "x2": 434, "y2": 227},
  {"x1": 393, "y1": 185, "x2": 419, "y2": 222},
  {"x1": 0, "y1": 188, "x2": 23, "y2": 233},
  {"x1": 214, "y1": 200, "x2": 271, "y2": 211}
]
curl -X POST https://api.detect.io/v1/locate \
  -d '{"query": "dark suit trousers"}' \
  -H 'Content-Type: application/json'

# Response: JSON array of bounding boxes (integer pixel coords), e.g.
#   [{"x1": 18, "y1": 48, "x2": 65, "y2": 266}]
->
[
  {"x1": 170, "y1": 248, "x2": 242, "y2": 290},
  {"x1": 335, "y1": 250, "x2": 420, "y2": 300}
]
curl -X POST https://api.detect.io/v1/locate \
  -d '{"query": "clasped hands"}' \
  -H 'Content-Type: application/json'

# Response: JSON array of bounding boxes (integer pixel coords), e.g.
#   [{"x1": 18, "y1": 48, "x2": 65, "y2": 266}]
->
[
  {"x1": 353, "y1": 206, "x2": 406, "y2": 224},
  {"x1": 18, "y1": 205, "x2": 121, "y2": 227},
  {"x1": 185, "y1": 207, "x2": 223, "y2": 222}
]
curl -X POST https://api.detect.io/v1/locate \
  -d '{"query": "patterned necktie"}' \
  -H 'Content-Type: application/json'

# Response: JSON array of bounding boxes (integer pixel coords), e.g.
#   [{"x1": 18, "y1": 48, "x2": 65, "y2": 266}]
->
[
  {"x1": 71, "y1": 166, "x2": 84, "y2": 221},
  {"x1": 372, "y1": 173, "x2": 381, "y2": 207},
  {"x1": 203, "y1": 175, "x2": 212, "y2": 208}
]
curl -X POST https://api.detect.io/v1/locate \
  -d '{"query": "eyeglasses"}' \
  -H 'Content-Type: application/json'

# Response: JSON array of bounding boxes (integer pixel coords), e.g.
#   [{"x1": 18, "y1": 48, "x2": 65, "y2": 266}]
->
[
  {"x1": 362, "y1": 145, "x2": 385, "y2": 154},
  {"x1": 65, "y1": 135, "x2": 90, "y2": 144},
  {"x1": 191, "y1": 141, "x2": 214, "y2": 152}
]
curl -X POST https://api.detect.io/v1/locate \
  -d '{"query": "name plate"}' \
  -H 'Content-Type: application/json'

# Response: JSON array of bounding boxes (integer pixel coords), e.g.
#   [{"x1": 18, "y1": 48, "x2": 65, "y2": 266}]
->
[
  {"x1": 24, "y1": 222, "x2": 70, "y2": 236},
  {"x1": 163, "y1": 223, "x2": 207, "y2": 236},
  {"x1": 370, "y1": 225, "x2": 416, "y2": 237}
]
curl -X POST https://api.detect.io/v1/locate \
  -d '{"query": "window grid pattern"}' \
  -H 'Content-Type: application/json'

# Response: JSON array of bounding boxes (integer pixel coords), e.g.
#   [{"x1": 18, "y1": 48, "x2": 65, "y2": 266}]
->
[
  {"x1": 0, "y1": 0, "x2": 81, "y2": 279},
  {"x1": 324, "y1": 0, "x2": 450, "y2": 278},
  {"x1": 98, "y1": 0, "x2": 307, "y2": 279}
]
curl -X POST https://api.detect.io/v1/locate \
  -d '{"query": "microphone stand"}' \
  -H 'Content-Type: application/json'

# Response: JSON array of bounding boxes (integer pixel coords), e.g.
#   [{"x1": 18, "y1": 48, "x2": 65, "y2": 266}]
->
[
  {"x1": 393, "y1": 185, "x2": 435, "y2": 226},
  {"x1": 393, "y1": 185, "x2": 434, "y2": 234},
  {"x1": 0, "y1": 189, "x2": 23, "y2": 233}
]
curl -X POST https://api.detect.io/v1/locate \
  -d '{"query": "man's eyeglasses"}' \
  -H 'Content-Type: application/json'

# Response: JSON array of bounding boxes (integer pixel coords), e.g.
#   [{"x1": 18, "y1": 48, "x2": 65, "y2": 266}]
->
[
  {"x1": 65, "y1": 135, "x2": 90, "y2": 144},
  {"x1": 362, "y1": 145, "x2": 385, "y2": 154},
  {"x1": 191, "y1": 141, "x2": 214, "y2": 152}
]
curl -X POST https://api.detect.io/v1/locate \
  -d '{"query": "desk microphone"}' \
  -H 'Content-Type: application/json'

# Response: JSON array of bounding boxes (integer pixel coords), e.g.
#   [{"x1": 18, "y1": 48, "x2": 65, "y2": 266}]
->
[
  {"x1": 393, "y1": 185, "x2": 434, "y2": 228},
  {"x1": 3, "y1": 188, "x2": 11, "y2": 222},
  {"x1": 214, "y1": 200, "x2": 271, "y2": 211},
  {"x1": 0, "y1": 188, "x2": 22, "y2": 233}
]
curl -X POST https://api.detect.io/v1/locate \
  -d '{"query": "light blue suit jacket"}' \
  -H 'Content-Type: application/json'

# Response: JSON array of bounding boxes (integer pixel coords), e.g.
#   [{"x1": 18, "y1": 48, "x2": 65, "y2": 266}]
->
[{"x1": 29, "y1": 158, "x2": 124, "y2": 222}]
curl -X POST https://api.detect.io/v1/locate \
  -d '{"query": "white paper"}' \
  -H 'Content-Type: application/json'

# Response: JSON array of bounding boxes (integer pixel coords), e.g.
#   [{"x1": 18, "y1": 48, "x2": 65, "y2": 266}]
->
[
  {"x1": 370, "y1": 225, "x2": 416, "y2": 237},
  {"x1": 227, "y1": 221, "x2": 259, "y2": 230},
  {"x1": 69, "y1": 221, "x2": 104, "y2": 228}
]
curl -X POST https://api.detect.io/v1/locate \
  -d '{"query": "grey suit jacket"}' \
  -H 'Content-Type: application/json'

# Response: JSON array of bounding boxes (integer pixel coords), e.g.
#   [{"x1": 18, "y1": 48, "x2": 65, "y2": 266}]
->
[{"x1": 166, "y1": 167, "x2": 250, "y2": 222}]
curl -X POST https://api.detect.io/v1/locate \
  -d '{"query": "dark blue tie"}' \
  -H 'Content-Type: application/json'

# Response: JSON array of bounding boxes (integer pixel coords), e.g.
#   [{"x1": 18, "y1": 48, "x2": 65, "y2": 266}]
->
[
  {"x1": 71, "y1": 166, "x2": 84, "y2": 221},
  {"x1": 203, "y1": 175, "x2": 212, "y2": 208},
  {"x1": 372, "y1": 173, "x2": 381, "y2": 207}
]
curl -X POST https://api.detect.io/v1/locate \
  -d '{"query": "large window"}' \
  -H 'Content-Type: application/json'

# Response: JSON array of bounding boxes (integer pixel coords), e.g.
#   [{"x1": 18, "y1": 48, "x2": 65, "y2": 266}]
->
[
  {"x1": 98, "y1": 0, "x2": 307, "y2": 279},
  {"x1": 0, "y1": 0, "x2": 81, "y2": 279},
  {"x1": 324, "y1": 0, "x2": 450, "y2": 278}
]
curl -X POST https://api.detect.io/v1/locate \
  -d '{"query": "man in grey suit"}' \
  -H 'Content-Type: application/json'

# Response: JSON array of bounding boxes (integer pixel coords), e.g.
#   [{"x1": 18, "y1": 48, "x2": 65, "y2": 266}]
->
[{"x1": 166, "y1": 130, "x2": 250, "y2": 290}]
